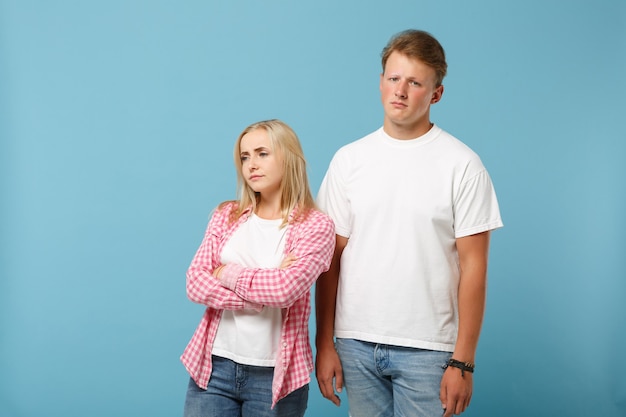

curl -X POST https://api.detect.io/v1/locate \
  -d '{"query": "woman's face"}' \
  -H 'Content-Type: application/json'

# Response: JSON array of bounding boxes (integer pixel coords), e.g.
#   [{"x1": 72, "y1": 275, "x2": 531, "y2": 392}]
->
[{"x1": 239, "y1": 128, "x2": 284, "y2": 198}]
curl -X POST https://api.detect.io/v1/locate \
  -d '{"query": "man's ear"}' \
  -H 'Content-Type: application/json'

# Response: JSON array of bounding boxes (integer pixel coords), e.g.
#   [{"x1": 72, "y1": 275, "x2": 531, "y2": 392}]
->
[{"x1": 431, "y1": 84, "x2": 444, "y2": 104}]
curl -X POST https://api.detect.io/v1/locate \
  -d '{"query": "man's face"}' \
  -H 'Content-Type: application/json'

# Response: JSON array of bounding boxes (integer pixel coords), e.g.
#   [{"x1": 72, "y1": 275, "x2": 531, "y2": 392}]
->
[{"x1": 379, "y1": 51, "x2": 443, "y2": 137}]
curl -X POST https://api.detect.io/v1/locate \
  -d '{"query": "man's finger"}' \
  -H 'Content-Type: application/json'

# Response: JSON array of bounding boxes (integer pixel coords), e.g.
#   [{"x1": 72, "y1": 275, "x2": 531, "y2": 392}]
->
[{"x1": 318, "y1": 378, "x2": 341, "y2": 406}]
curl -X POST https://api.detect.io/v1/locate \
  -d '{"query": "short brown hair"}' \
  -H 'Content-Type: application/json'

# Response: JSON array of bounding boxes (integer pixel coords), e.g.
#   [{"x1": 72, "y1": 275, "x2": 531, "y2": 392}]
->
[{"x1": 381, "y1": 29, "x2": 447, "y2": 87}]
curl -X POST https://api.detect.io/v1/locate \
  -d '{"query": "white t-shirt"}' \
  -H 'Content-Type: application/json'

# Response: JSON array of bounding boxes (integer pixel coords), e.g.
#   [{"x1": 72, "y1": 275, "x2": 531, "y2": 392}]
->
[
  {"x1": 317, "y1": 125, "x2": 503, "y2": 352},
  {"x1": 212, "y1": 214, "x2": 288, "y2": 366}
]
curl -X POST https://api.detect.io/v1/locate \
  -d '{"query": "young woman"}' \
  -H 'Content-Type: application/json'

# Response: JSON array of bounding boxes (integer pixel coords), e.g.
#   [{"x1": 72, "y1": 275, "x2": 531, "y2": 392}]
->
[{"x1": 181, "y1": 119, "x2": 335, "y2": 417}]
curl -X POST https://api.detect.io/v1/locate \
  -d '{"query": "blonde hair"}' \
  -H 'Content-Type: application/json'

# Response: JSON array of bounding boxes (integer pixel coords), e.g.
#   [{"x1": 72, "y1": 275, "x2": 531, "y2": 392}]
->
[{"x1": 229, "y1": 119, "x2": 316, "y2": 226}]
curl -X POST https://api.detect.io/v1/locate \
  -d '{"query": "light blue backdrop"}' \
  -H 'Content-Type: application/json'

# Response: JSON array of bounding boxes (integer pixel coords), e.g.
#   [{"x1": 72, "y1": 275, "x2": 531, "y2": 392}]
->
[{"x1": 1, "y1": 1, "x2": 624, "y2": 416}]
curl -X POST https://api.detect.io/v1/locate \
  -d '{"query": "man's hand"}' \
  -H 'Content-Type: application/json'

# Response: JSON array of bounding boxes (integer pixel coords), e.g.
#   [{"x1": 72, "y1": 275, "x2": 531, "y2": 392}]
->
[
  {"x1": 440, "y1": 366, "x2": 473, "y2": 416},
  {"x1": 314, "y1": 235, "x2": 347, "y2": 407},
  {"x1": 315, "y1": 346, "x2": 343, "y2": 406}
]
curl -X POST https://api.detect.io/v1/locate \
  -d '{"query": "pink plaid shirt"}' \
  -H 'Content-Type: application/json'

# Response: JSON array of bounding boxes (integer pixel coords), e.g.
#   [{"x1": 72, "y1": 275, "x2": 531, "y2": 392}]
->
[{"x1": 181, "y1": 202, "x2": 335, "y2": 407}]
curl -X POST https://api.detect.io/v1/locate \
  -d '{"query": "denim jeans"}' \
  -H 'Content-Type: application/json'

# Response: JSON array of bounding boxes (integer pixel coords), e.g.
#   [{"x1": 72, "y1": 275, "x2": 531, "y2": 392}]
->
[
  {"x1": 183, "y1": 356, "x2": 308, "y2": 417},
  {"x1": 335, "y1": 338, "x2": 451, "y2": 417}
]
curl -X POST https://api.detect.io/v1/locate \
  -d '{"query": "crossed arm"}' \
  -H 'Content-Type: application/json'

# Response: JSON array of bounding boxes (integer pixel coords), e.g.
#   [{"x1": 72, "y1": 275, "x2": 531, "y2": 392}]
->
[{"x1": 186, "y1": 212, "x2": 335, "y2": 311}]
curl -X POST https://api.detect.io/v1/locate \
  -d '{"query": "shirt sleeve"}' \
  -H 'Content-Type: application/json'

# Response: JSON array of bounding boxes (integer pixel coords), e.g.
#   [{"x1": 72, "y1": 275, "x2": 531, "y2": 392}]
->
[
  {"x1": 186, "y1": 205, "x2": 262, "y2": 311},
  {"x1": 453, "y1": 165, "x2": 504, "y2": 238},
  {"x1": 317, "y1": 151, "x2": 352, "y2": 238},
  {"x1": 220, "y1": 211, "x2": 336, "y2": 308}
]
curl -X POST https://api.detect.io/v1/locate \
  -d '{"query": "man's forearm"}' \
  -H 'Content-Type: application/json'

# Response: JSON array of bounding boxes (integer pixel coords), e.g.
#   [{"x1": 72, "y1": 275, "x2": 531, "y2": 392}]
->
[
  {"x1": 315, "y1": 234, "x2": 347, "y2": 350},
  {"x1": 453, "y1": 231, "x2": 490, "y2": 362}
]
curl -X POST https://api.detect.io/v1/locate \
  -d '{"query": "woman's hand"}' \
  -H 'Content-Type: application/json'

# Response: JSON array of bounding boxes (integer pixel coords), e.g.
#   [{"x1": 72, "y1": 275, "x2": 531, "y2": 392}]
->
[
  {"x1": 280, "y1": 253, "x2": 297, "y2": 269},
  {"x1": 213, "y1": 264, "x2": 226, "y2": 279}
]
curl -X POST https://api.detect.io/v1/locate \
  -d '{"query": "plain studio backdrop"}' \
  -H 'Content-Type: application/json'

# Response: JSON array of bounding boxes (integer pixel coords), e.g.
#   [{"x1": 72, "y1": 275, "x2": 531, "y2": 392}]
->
[{"x1": 1, "y1": 1, "x2": 624, "y2": 416}]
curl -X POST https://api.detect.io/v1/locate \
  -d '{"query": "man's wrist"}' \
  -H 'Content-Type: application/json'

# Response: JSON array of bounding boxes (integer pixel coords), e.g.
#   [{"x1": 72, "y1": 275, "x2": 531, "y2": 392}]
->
[
  {"x1": 315, "y1": 336, "x2": 336, "y2": 351},
  {"x1": 442, "y1": 358, "x2": 475, "y2": 377}
]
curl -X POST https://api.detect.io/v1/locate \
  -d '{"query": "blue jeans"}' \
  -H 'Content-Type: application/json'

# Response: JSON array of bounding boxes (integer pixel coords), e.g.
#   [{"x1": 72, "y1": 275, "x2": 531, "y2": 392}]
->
[
  {"x1": 183, "y1": 356, "x2": 308, "y2": 417},
  {"x1": 335, "y1": 338, "x2": 451, "y2": 417}
]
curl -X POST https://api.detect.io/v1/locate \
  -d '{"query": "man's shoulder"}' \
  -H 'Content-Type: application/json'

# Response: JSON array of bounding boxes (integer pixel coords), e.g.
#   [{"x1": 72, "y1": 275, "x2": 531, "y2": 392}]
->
[
  {"x1": 333, "y1": 128, "x2": 383, "y2": 157},
  {"x1": 434, "y1": 127, "x2": 482, "y2": 160}
]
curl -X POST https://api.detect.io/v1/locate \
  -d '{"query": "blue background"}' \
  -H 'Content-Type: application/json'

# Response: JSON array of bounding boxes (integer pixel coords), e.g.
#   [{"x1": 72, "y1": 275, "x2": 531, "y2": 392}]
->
[{"x1": 1, "y1": 1, "x2": 624, "y2": 416}]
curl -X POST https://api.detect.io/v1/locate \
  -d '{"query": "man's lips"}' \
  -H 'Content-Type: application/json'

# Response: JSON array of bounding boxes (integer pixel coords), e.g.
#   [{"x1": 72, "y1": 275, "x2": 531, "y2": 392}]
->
[{"x1": 391, "y1": 101, "x2": 407, "y2": 108}]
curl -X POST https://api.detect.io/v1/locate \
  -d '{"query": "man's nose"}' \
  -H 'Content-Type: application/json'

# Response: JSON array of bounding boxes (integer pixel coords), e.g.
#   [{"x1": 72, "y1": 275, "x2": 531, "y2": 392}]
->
[{"x1": 395, "y1": 82, "x2": 408, "y2": 98}]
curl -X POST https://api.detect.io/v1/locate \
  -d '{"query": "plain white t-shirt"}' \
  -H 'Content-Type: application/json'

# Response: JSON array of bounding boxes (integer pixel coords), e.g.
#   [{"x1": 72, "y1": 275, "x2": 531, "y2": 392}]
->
[
  {"x1": 212, "y1": 214, "x2": 288, "y2": 366},
  {"x1": 317, "y1": 126, "x2": 503, "y2": 352}
]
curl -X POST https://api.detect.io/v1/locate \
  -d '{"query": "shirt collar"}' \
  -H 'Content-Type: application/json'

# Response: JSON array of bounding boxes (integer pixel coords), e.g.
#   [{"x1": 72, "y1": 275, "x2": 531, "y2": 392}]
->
[{"x1": 239, "y1": 204, "x2": 297, "y2": 223}]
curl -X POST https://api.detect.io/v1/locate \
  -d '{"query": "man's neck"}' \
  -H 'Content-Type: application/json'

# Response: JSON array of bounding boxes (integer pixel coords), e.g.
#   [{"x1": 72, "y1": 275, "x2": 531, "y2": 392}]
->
[{"x1": 383, "y1": 120, "x2": 434, "y2": 140}]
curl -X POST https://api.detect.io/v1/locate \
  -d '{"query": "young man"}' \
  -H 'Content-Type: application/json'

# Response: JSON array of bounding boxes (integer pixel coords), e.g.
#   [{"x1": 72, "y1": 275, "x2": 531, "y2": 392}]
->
[{"x1": 315, "y1": 30, "x2": 503, "y2": 417}]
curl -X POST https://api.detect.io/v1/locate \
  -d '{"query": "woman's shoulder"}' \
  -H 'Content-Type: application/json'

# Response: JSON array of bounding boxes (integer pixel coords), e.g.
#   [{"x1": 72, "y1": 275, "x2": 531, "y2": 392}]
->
[
  {"x1": 296, "y1": 207, "x2": 335, "y2": 231},
  {"x1": 210, "y1": 200, "x2": 243, "y2": 224},
  {"x1": 216, "y1": 200, "x2": 238, "y2": 212}
]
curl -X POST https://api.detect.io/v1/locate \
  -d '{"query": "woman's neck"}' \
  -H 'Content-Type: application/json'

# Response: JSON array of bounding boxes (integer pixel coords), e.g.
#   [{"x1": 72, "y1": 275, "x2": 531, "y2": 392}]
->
[{"x1": 255, "y1": 196, "x2": 283, "y2": 220}]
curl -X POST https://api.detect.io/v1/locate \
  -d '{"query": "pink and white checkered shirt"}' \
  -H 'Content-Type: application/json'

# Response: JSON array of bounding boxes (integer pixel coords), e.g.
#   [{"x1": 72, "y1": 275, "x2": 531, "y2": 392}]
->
[{"x1": 181, "y1": 202, "x2": 335, "y2": 407}]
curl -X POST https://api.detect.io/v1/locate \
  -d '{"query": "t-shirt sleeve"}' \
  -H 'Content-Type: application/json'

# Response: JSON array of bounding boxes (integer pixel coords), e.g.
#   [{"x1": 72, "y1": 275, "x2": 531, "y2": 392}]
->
[
  {"x1": 316, "y1": 151, "x2": 352, "y2": 238},
  {"x1": 453, "y1": 166, "x2": 504, "y2": 238}
]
